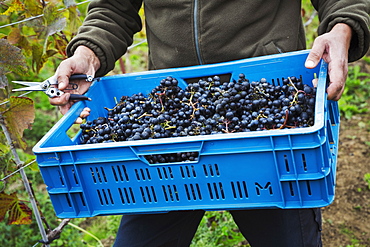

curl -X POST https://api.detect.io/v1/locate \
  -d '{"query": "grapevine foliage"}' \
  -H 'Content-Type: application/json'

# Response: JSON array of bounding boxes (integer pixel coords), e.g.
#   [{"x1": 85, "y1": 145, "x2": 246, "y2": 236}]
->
[
  {"x1": 0, "y1": 0, "x2": 84, "y2": 228},
  {"x1": 0, "y1": 0, "x2": 82, "y2": 75},
  {"x1": 1, "y1": 96, "x2": 35, "y2": 149},
  {"x1": 0, "y1": 192, "x2": 32, "y2": 225},
  {"x1": 0, "y1": 39, "x2": 28, "y2": 88}
]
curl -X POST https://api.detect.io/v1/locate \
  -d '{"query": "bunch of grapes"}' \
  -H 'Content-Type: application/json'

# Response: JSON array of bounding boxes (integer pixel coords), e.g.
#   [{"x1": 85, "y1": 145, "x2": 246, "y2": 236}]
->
[{"x1": 80, "y1": 74, "x2": 316, "y2": 146}]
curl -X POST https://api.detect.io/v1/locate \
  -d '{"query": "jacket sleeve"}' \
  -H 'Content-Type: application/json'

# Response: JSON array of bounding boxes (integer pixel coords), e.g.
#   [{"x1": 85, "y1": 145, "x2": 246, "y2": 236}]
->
[
  {"x1": 311, "y1": 0, "x2": 370, "y2": 62},
  {"x1": 66, "y1": 0, "x2": 143, "y2": 76}
]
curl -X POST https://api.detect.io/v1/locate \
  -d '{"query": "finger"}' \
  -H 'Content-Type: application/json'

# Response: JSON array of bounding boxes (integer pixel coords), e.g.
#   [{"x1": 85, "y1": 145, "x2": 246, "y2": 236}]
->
[
  {"x1": 326, "y1": 61, "x2": 347, "y2": 101},
  {"x1": 326, "y1": 81, "x2": 345, "y2": 101},
  {"x1": 75, "y1": 108, "x2": 91, "y2": 124},
  {"x1": 305, "y1": 39, "x2": 325, "y2": 69},
  {"x1": 56, "y1": 59, "x2": 81, "y2": 90},
  {"x1": 75, "y1": 117, "x2": 84, "y2": 124},
  {"x1": 80, "y1": 108, "x2": 91, "y2": 118},
  {"x1": 56, "y1": 75, "x2": 69, "y2": 90},
  {"x1": 49, "y1": 93, "x2": 71, "y2": 106},
  {"x1": 312, "y1": 78, "x2": 318, "y2": 88},
  {"x1": 83, "y1": 107, "x2": 91, "y2": 113}
]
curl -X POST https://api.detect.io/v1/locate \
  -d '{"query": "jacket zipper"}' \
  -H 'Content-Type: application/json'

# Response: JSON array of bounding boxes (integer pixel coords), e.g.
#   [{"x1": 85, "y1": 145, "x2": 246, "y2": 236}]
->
[{"x1": 193, "y1": 0, "x2": 203, "y2": 64}]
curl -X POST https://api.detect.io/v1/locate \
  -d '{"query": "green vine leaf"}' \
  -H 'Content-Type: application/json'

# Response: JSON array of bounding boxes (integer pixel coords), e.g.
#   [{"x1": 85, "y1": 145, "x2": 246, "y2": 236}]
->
[
  {"x1": 66, "y1": 4, "x2": 82, "y2": 34},
  {"x1": 23, "y1": 0, "x2": 43, "y2": 17},
  {"x1": 0, "y1": 192, "x2": 32, "y2": 225},
  {"x1": 2, "y1": 96, "x2": 35, "y2": 150},
  {"x1": 0, "y1": 142, "x2": 10, "y2": 155}
]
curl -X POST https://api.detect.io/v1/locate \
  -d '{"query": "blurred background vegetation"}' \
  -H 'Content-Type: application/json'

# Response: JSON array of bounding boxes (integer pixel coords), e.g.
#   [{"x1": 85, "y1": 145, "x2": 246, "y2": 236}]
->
[{"x1": 0, "y1": 0, "x2": 369, "y2": 246}]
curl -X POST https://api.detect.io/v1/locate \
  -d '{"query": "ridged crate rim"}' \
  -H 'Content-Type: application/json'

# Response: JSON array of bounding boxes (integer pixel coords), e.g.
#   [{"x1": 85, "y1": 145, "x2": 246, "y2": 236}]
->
[{"x1": 33, "y1": 50, "x2": 329, "y2": 154}]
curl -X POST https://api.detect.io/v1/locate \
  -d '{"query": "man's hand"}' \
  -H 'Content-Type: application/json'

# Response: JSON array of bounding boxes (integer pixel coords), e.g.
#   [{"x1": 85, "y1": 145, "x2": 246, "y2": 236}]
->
[
  {"x1": 50, "y1": 45, "x2": 100, "y2": 123},
  {"x1": 305, "y1": 23, "x2": 353, "y2": 101}
]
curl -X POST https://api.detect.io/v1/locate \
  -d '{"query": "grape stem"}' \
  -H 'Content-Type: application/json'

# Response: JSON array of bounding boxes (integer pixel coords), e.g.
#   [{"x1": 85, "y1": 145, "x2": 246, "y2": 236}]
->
[
  {"x1": 222, "y1": 119, "x2": 235, "y2": 133},
  {"x1": 279, "y1": 109, "x2": 290, "y2": 129},
  {"x1": 137, "y1": 112, "x2": 152, "y2": 119},
  {"x1": 155, "y1": 92, "x2": 166, "y2": 112}
]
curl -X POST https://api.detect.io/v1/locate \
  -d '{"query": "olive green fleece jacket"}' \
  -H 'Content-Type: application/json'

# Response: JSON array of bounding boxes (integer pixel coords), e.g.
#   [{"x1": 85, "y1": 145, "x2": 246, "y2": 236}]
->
[{"x1": 67, "y1": 0, "x2": 370, "y2": 77}]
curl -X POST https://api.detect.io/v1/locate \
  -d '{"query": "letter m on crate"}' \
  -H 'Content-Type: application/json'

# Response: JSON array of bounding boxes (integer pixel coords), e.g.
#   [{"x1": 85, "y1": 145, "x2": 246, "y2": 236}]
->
[{"x1": 255, "y1": 182, "x2": 273, "y2": 196}]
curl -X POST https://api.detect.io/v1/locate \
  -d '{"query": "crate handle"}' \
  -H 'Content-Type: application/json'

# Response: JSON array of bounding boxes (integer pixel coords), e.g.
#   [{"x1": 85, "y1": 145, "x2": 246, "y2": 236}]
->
[
  {"x1": 129, "y1": 141, "x2": 204, "y2": 166},
  {"x1": 36, "y1": 102, "x2": 87, "y2": 148},
  {"x1": 130, "y1": 141, "x2": 204, "y2": 155}
]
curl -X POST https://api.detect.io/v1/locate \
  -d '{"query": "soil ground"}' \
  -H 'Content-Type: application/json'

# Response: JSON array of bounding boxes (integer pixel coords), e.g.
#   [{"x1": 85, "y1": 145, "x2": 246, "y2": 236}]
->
[
  {"x1": 321, "y1": 113, "x2": 370, "y2": 247},
  {"x1": 319, "y1": 58, "x2": 370, "y2": 247}
]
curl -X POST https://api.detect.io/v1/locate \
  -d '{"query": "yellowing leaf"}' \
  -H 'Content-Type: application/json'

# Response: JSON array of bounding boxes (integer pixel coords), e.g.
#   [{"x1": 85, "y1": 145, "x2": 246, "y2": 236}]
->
[
  {"x1": 0, "y1": 142, "x2": 10, "y2": 155},
  {"x1": 0, "y1": 192, "x2": 32, "y2": 225},
  {"x1": 0, "y1": 192, "x2": 17, "y2": 222},
  {"x1": 23, "y1": 0, "x2": 43, "y2": 17},
  {"x1": 28, "y1": 160, "x2": 39, "y2": 172},
  {"x1": 54, "y1": 36, "x2": 68, "y2": 57},
  {"x1": 8, "y1": 201, "x2": 32, "y2": 225},
  {"x1": 2, "y1": 96, "x2": 35, "y2": 150},
  {"x1": 67, "y1": 5, "x2": 82, "y2": 34},
  {"x1": 7, "y1": 28, "x2": 22, "y2": 45},
  {"x1": 43, "y1": 1, "x2": 63, "y2": 26},
  {"x1": 31, "y1": 44, "x2": 44, "y2": 73},
  {"x1": 1, "y1": 0, "x2": 24, "y2": 15}
]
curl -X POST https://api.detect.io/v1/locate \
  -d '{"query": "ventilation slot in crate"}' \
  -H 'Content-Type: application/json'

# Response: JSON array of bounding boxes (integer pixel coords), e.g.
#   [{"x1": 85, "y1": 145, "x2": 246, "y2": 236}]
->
[
  {"x1": 203, "y1": 164, "x2": 220, "y2": 177},
  {"x1": 207, "y1": 182, "x2": 225, "y2": 200},
  {"x1": 112, "y1": 165, "x2": 130, "y2": 182},
  {"x1": 157, "y1": 167, "x2": 174, "y2": 180},
  {"x1": 57, "y1": 170, "x2": 65, "y2": 186},
  {"x1": 180, "y1": 165, "x2": 197, "y2": 178},
  {"x1": 139, "y1": 186, "x2": 157, "y2": 203},
  {"x1": 301, "y1": 154, "x2": 308, "y2": 171},
  {"x1": 134, "y1": 168, "x2": 151, "y2": 181},
  {"x1": 90, "y1": 167, "x2": 107, "y2": 183},
  {"x1": 118, "y1": 187, "x2": 135, "y2": 204},
  {"x1": 231, "y1": 181, "x2": 249, "y2": 199},
  {"x1": 65, "y1": 194, "x2": 72, "y2": 207},
  {"x1": 162, "y1": 185, "x2": 180, "y2": 202},
  {"x1": 283, "y1": 155, "x2": 290, "y2": 172},
  {"x1": 64, "y1": 167, "x2": 80, "y2": 186},
  {"x1": 285, "y1": 181, "x2": 313, "y2": 198},
  {"x1": 184, "y1": 183, "x2": 202, "y2": 201},
  {"x1": 97, "y1": 189, "x2": 114, "y2": 205}
]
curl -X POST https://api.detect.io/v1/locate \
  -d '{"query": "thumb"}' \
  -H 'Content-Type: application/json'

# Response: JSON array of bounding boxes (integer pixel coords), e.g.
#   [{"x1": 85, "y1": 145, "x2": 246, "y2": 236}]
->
[
  {"x1": 56, "y1": 74, "x2": 70, "y2": 90},
  {"x1": 305, "y1": 48, "x2": 324, "y2": 69}
]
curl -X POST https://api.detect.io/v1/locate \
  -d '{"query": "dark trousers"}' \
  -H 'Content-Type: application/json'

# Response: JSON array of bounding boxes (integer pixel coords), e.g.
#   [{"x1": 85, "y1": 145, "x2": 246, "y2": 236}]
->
[{"x1": 113, "y1": 208, "x2": 322, "y2": 247}]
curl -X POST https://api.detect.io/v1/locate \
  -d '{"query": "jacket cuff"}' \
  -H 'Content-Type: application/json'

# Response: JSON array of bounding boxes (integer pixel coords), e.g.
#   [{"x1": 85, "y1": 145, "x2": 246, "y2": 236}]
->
[{"x1": 66, "y1": 40, "x2": 109, "y2": 77}]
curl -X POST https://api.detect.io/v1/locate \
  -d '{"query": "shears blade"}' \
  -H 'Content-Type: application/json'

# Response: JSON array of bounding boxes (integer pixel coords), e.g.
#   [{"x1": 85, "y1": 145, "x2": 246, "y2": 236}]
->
[
  {"x1": 12, "y1": 81, "x2": 42, "y2": 87},
  {"x1": 11, "y1": 83, "x2": 45, "y2": 92}
]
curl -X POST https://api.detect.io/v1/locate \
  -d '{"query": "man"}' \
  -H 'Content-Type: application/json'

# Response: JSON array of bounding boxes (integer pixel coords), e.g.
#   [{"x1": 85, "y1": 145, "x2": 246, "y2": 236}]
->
[{"x1": 50, "y1": 1, "x2": 369, "y2": 246}]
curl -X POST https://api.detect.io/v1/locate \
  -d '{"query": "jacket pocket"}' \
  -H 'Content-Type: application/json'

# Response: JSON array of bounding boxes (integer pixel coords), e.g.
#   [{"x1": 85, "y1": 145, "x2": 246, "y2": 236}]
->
[{"x1": 263, "y1": 40, "x2": 284, "y2": 55}]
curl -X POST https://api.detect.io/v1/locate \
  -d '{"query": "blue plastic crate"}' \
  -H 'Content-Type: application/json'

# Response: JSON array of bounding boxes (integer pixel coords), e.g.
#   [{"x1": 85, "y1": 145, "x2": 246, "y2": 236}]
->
[{"x1": 33, "y1": 50, "x2": 340, "y2": 218}]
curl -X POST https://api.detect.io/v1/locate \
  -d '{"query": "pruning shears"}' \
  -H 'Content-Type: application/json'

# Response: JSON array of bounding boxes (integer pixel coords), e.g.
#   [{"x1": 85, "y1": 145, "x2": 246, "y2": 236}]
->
[{"x1": 12, "y1": 74, "x2": 94, "y2": 101}]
